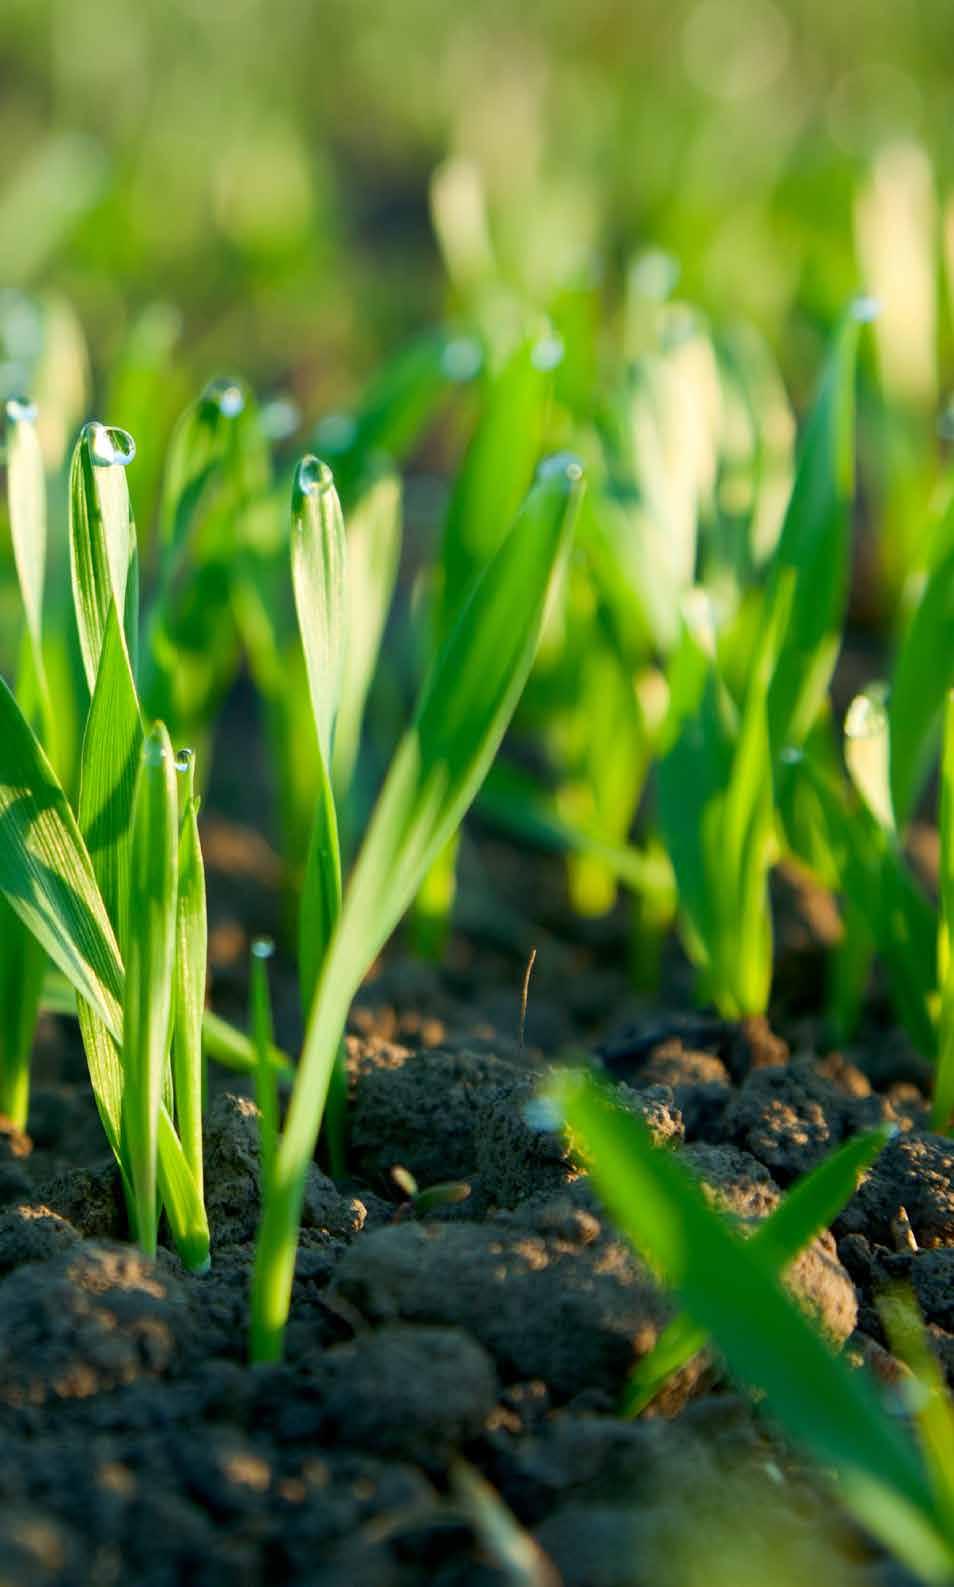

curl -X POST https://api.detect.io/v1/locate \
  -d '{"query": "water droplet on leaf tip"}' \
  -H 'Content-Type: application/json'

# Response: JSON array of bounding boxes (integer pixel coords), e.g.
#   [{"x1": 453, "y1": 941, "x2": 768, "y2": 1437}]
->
[
  {"x1": 297, "y1": 455, "x2": 334, "y2": 496},
  {"x1": 536, "y1": 451, "x2": 584, "y2": 485},
  {"x1": 851, "y1": 293, "x2": 881, "y2": 323},
  {"x1": 4, "y1": 395, "x2": 37, "y2": 424},
  {"x1": 441, "y1": 337, "x2": 483, "y2": 383},
  {"x1": 203, "y1": 378, "x2": 245, "y2": 418},
  {"x1": 251, "y1": 935, "x2": 275, "y2": 961},
  {"x1": 530, "y1": 334, "x2": 565, "y2": 372},
  {"x1": 88, "y1": 422, "x2": 136, "y2": 468},
  {"x1": 174, "y1": 748, "x2": 194, "y2": 774},
  {"x1": 779, "y1": 746, "x2": 803, "y2": 765}
]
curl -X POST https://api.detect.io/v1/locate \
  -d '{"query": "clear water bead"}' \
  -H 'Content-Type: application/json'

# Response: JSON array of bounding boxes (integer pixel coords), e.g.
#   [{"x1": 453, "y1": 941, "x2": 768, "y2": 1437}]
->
[
  {"x1": 251, "y1": 935, "x2": 275, "y2": 961},
  {"x1": 204, "y1": 378, "x2": 245, "y2": 418},
  {"x1": 88, "y1": 423, "x2": 137, "y2": 467},
  {"x1": 174, "y1": 748, "x2": 194, "y2": 775},
  {"x1": 536, "y1": 451, "x2": 584, "y2": 484},
  {"x1": 851, "y1": 293, "x2": 881, "y2": 323},
  {"x1": 530, "y1": 334, "x2": 565, "y2": 372},
  {"x1": 4, "y1": 395, "x2": 37, "y2": 424},
  {"x1": 296, "y1": 455, "x2": 334, "y2": 496},
  {"x1": 441, "y1": 336, "x2": 482, "y2": 383}
]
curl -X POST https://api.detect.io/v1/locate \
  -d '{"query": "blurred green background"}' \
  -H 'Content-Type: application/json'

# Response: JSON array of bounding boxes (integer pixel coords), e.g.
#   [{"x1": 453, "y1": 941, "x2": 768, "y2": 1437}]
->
[{"x1": 2, "y1": 0, "x2": 952, "y2": 413}]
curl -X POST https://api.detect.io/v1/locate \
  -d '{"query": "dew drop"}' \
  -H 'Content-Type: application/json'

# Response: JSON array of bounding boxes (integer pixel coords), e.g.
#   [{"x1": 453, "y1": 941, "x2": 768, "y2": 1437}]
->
[
  {"x1": 203, "y1": 377, "x2": 245, "y2": 418},
  {"x1": 536, "y1": 451, "x2": 584, "y2": 484},
  {"x1": 530, "y1": 334, "x2": 565, "y2": 372},
  {"x1": 779, "y1": 746, "x2": 804, "y2": 766},
  {"x1": 629, "y1": 248, "x2": 681, "y2": 302},
  {"x1": 851, "y1": 293, "x2": 881, "y2": 324},
  {"x1": 88, "y1": 422, "x2": 137, "y2": 468},
  {"x1": 4, "y1": 395, "x2": 37, "y2": 425},
  {"x1": 251, "y1": 935, "x2": 275, "y2": 961},
  {"x1": 296, "y1": 455, "x2": 334, "y2": 497},
  {"x1": 315, "y1": 412, "x2": 358, "y2": 454},
  {"x1": 174, "y1": 748, "x2": 194, "y2": 775},
  {"x1": 260, "y1": 396, "x2": 301, "y2": 442},
  {"x1": 844, "y1": 685, "x2": 888, "y2": 740},
  {"x1": 441, "y1": 336, "x2": 482, "y2": 383}
]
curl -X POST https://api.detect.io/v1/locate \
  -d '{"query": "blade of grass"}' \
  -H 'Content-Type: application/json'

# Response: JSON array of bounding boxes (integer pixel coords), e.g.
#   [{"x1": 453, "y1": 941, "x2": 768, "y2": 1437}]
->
[
  {"x1": 250, "y1": 456, "x2": 583, "y2": 1361},
  {"x1": 68, "y1": 421, "x2": 139, "y2": 695},
  {"x1": 624, "y1": 1124, "x2": 893, "y2": 1414},
  {"x1": 934, "y1": 692, "x2": 954, "y2": 1130},
  {"x1": 558, "y1": 1071, "x2": 953, "y2": 1581},
  {"x1": 121, "y1": 724, "x2": 178, "y2": 1258},
  {"x1": 173, "y1": 750, "x2": 207, "y2": 1195}
]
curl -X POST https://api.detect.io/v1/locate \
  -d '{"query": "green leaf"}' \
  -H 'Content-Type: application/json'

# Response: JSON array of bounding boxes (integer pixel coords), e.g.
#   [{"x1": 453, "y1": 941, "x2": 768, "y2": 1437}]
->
[
  {"x1": 250, "y1": 456, "x2": 583, "y2": 1362},
  {"x1": 624, "y1": 1124, "x2": 893, "y2": 1414},
  {"x1": 435, "y1": 334, "x2": 553, "y2": 646},
  {"x1": 4, "y1": 398, "x2": 46, "y2": 662},
  {"x1": 890, "y1": 544, "x2": 954, "y2": 828},
  {"x1": 291, "y1": 456, "x2": 347, "y2": 764},
  {"x1": 290, "y1": 456, "x2": 346, "y2": 1011},
  {"x1": 0, "y1": 892, "x2": 46, "y2": 1128},
  {"x1": 764, "y1": 310, "x2": 861, "y2": 752},
  {"x1": 331, "y1": 469, "x2": 402, "y2": 807},
  {"x1": 250, "y1": 938, "x2": 278, "y2": 1203},
  {"x1": 934, "y1": 692, "x2": 954, "y2": 1131},
  {"x1": 122, "y1": 724, "x2": 178, "y2": 1257},
  {"x1": 173, "y1": 751, "x2": 207, "y2": 1196},
  {"x1": 559, "y1": 1071, "x2": 953, "y2": 1582},
  {"x1": 68, "y1": 422, "x2": 139, "y2": 696},
  {"x1": 78, "y1": 604, "x2": 143, "y2": 956},
  {"x1": 0, "y1": 672, "x2": 124, "y2": 1040}
]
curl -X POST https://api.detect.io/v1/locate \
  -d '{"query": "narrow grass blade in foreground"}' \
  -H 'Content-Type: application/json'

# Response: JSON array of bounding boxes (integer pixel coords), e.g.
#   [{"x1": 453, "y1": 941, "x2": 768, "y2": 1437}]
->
[
  {"x1": 121, "y1": 724, "x2": 179, "y2": 1257},
  {"x1": 173, "y1": 750, "x2": 207, "y2": 1193},
  {"x1": 249, "y1": 456, "x2": 583, "y2": 1361},
  {"x1": 624, "y1": 1123, "x2": 893, "y2": 1414},
  {"x1": 558, "y1": 1071, "x2": 954, "y2": 1581}
]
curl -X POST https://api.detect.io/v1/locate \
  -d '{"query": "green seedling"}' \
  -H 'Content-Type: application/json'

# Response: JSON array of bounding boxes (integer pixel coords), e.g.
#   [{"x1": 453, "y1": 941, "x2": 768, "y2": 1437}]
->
[
  {"x1": 391, "y1": 1164, "x2": 472, "y2": 1218},
  {"x1": 558, "y1": 1069, "x2": 954, "y2": 1583},
  {"x1": 624, "y1": 1122, "x2": 893, "y2": 1414},
  {"x1": 249, "y1": 454, "x2": 583, "y2": 1360}
]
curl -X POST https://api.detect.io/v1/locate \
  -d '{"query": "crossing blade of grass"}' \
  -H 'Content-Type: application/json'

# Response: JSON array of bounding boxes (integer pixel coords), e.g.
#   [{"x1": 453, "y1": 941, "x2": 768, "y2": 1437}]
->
[
  {"x1": 4, "y1": 398, "x2": 53, "y2": 735},
  {"x1": 624, "y1": 1123, "x2": 893, "y2": 1414},
  {"x1": 764, "y1": 307, "x2": 863, "y2": 753},
  {"x1": 68, "y1": 421, "x2": 139, "y2": 695},
  {"x1": 173, "y1": 750, "x2": 207, "y2": 1195},
  {"x1": 558, "y1": 1071, "x2": 954, "y2": 1581},
  {"x1": 122, "y1": 723, "x2": 178, "y2": 1258},
  {"x1": 250, "y1": 456, "x2": 583, "y2": 1361}
]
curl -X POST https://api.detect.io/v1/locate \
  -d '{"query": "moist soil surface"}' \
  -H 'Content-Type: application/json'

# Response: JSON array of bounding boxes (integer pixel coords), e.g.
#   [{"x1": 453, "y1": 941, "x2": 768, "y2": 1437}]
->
[{"x1": 0, "y1": 785, "x2": 945, "y2": 1586}]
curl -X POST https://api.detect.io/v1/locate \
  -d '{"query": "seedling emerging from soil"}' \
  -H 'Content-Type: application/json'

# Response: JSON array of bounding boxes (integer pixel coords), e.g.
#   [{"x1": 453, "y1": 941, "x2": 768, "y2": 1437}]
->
[
  {"x1": 249, "y1": 454, "x2": 583, "y2": 1361},
  {"x1": 0, "y1": 420, "x2": 210, "y2": 1269}
]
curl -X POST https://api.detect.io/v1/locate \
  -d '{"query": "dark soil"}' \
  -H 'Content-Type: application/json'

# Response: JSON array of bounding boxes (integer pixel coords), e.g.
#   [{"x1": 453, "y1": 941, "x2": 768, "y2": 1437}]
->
[{"x1": 0, "y1": 803, "x2": 942, "y2": 1586}]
